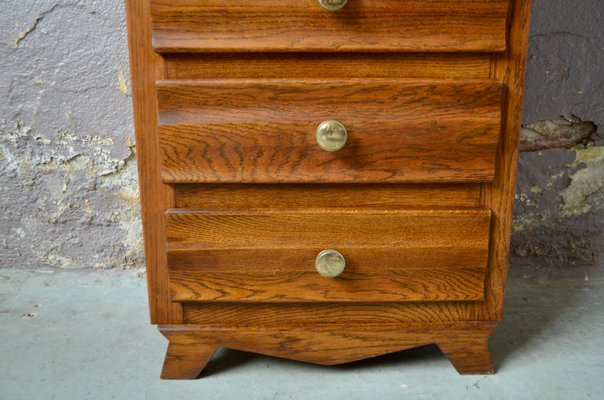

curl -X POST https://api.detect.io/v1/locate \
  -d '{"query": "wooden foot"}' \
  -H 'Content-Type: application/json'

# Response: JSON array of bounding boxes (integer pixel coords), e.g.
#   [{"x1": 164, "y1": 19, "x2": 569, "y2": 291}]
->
[
  {"x1": 438, "y1": 334, "x2": 494, "y2": 375},
  {"x1": 160, "y1": 329, "x2": 218, "y2": 380},
  {"x1": 158, "y1": 323, "x2": 496, "y2": 377}
]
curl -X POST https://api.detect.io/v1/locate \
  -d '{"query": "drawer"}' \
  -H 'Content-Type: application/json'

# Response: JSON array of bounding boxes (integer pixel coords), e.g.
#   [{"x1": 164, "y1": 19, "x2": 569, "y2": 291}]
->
[
  {"x1": 158, "y1": 79, "x2": 502, "y2": 184},
  {"x1": 167, "y1": 209, "x2": 491, "y2": 303},
  {"x1": 150, "y1": 0, "x2": 509, "y2": 53}
]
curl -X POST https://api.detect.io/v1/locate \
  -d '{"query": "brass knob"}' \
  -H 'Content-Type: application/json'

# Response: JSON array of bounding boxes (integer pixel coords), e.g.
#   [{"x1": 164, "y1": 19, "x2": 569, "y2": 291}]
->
[
  {"x1": 315, "y1": 249, "x2": 346, "y2": 278},
  {"x1": 316, "y1": 120, "x2": 347, "y2": 152},
  {"x1": 317, "y1": 0, "x2": 348, "y2": 11}
]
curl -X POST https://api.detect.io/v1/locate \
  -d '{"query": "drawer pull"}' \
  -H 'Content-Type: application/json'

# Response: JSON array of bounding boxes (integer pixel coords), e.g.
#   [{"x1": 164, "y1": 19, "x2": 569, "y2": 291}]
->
[
  {"x1": 317, "y1": 0, "x2": 348, "y2": 11},
  {"x1": 315, "y1": 249, "x2": 346, "y2": 278},
  {"x1": 316, "y1": 120, "x2": 348, "y2": 152}
]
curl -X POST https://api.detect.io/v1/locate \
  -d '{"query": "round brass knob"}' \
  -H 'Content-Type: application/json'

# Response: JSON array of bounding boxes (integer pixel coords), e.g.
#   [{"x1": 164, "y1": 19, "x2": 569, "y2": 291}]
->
[
  {"x1": 315, "y1": 249, "x2": 346, "y2": 278},
  {"x1": 317, "y1": 0, "x2": 348, "y2": 11},
  {"x1": 316, "y1": 120, "x2": 347, "y2": 152}
]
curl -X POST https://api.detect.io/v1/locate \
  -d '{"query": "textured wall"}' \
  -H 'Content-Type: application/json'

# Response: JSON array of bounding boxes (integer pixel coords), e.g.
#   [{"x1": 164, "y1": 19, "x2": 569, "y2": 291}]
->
[
  {"x1": 0, "y1": 0, "x2": 602, "y2": 271},
  {"x1": 0, "y1": 0, "x2": 140, "y2": 269},
  {"x1": 512, "y1": 0, "x2": 604, "y2": 270}
]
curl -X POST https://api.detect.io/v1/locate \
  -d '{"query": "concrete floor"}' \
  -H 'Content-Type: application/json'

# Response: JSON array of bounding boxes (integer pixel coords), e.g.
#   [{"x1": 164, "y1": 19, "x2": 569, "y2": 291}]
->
[{"x1": 0, "y1": 268, "x2": 602, "y2": 400}]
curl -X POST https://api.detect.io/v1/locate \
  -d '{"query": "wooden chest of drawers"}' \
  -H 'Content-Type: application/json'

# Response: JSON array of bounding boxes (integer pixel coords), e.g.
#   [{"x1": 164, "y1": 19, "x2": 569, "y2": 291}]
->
[{"x1": 125, "y1": 0, "x2": 531, "y2": 379}]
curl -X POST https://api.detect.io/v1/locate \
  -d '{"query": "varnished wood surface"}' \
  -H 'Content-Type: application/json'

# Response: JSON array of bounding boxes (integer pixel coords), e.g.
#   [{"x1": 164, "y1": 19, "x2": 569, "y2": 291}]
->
[
  {"x1": 166, "y1": 209, "x2": 490, "y2": 302},
  {"x1": 174, "y1": 184, "x2": 482, "y2": 210},
  {"x1": 478, "y1": 0, "x2": 532, "y2": 321},
  {"x1": 160, "y1": 340, "x2": 217, "y2": 380},
  {"x1": 165, "y1": 53, "x2": 493, "y2": 80},
  {"x1": 183, "y1": 302, "x2": 483, "y2": 325},
  {"x1": 157, "y1": 79, "x2": 502, "y2": 183},
  {"x1": 125, "y1": 0, "x2": 532, "y2": 378},
  {"x1": 125, "y1": 0, "x2": 182, "y2": 324},
  {"x1": 438, "y1": 336, "x2": 494, "y2": 374},
  {"x1": 151, "y1": 0, "x2": 509, "y2": 53},
  {"x1": 170, "y1": 266, "x2": 487, "y2": 303},
  {"x1": 166, "y1": 209, "x2": 491, "y2": 248},
  {"x1": 159, "y1": 323, "x2": 496, "y2": 378}
]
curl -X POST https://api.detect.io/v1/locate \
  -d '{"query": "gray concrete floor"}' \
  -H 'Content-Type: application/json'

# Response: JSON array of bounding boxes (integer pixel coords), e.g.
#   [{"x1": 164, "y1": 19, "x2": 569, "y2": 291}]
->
[{"x1": 0, "y1": 268, "x2": 603, "y2": 400}]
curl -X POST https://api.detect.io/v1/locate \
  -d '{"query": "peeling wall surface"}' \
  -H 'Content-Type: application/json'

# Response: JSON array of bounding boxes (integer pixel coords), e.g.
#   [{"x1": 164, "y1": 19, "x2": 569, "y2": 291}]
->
[
  {"x1": 0, "y1": 0, "x2": 602, "y2": 272},
  {"x1": 0, "y1": 0, "x2": 141, "y2": 270},
  {"x1": 513, "y1": 0, "x2": 604, "y2": 271}
]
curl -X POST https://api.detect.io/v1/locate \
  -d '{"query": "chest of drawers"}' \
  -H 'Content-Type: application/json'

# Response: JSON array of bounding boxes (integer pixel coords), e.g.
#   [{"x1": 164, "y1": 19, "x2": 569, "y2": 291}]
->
[{"x1": 126, "y1": 0, "x2": 531, "y2": 379}]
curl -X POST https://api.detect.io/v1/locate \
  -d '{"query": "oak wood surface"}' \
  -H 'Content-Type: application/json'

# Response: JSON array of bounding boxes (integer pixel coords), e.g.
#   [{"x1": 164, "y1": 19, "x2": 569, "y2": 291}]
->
[
  {"x1": 183, "y1": 302, "x2": 482, "y2": 325},
  {"x1": 159, "y1": 323, "x2": 496, "y2": 378},
  {"x1": 165, "y1": 53, "x2": 493, "y2": 80},
  {"x1": 157, "y1": 79, "x2": 502, "y2": 183},
  {"x1": 167, "y1": 209, "x2": 491, "y2": 248},
  {"x1": 170, "y1": 267, "x2": 487, "y2": 303},
  {"x1": 166, "y1": 209, "x2": 490, "y2": 302},
  {"x1": 125, "y1": 0, "x2": 532, "y2": 378},
  {"x1": 174, "y1": 183, "x2": 482, "y2": 210},
  {"x1": 125, "y1": 0, "x2": 182, "y2": 324},
  {"x1": 160, "y1": 340, "x2": 217, "y2": 380},
  {"x1": 150, "y1": 0, "x2": 509, "y2": 53},
  {"x1": 478, "y1": 0, "x2": 532, "y2": 321},
  {"x1": 438, "y1": 336, "x2": 494, "y2": 374}
]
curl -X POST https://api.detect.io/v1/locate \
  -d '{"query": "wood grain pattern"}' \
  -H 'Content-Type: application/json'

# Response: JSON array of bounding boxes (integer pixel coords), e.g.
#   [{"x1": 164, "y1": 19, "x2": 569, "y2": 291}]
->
[
  {"x1": 167, "y1": 209, "x2": 491, "y2": 248},
  {"x1": 160, "y1": 339, "x2": 217, "y2": 380},
  {"x1": 125, "y1": 0, "x2": 532, "y2": 378},
  {"x1": 166, "y1": 209, "x2": 490, "y2": 302},
  {"x1": 479, "y1": 0, "x2": 533, "y2": 321},
  {"x1": 174, "y1": 184, "x2": 483, "y2": 210},
  {"x1": 125, "y1": 0, "x2": 182, "y2": 325},
  {"x1": 170, "y1": 267, "x2": 487, "y2": 303},
  {"x1": 438, "y1": 335, "x2": 494, "y2": 374},
  {"x1": 159, "y1": 323, "x2": 496, "y2": 379},
  {"x1": 165, "y1": 53, "x2": 493, "y2": 80},
  {"x1": 183, "y1": 302, "x2": 482, "y2": 325},
  {"x1": 150, "y1": 0, "x2": 509, "y2": 53},
  {"x1": 157, "y1": 79, "x2": 503, "y2": 183}
]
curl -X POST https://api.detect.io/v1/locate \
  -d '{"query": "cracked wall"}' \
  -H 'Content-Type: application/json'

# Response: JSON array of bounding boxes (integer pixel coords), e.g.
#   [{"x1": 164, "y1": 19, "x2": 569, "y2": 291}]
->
[
  {"x1": 511, "y1": 0, "x2": 604, "y2": 271},
  {"x1": 512, "y1": 121, "x2": 603, "y2": 270},
  {"x1": 0, "y1": 0, "x2": 141, "y2": 269},
  {"x1": 0, "y1": 0, "x2": 602, "y2": 272}
]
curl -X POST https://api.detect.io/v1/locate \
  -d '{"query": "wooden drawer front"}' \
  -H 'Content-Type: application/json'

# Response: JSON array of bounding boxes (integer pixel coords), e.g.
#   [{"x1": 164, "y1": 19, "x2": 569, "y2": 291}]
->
[
  {"x1": 167, "y1": 209, "x2": 491, "y2": 303},
  {"x1": 151, "y1": 0, "x2": 509, "y2": 53},
  {"x1": 158, "y1": 79, "x2": 502, "y2": 184}
]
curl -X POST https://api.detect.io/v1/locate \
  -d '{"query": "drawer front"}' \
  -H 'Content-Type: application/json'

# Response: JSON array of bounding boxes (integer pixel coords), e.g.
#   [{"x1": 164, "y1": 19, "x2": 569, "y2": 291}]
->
[
  {"x1": 151, "y1": 0, "x2": 509, "y2": 53},
  {"x1": 167, "y1": 209, "x2": 491, "y2": 303},
  {"x1": 158, "y1": 79, "x2": 502, "y2": 184}
]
